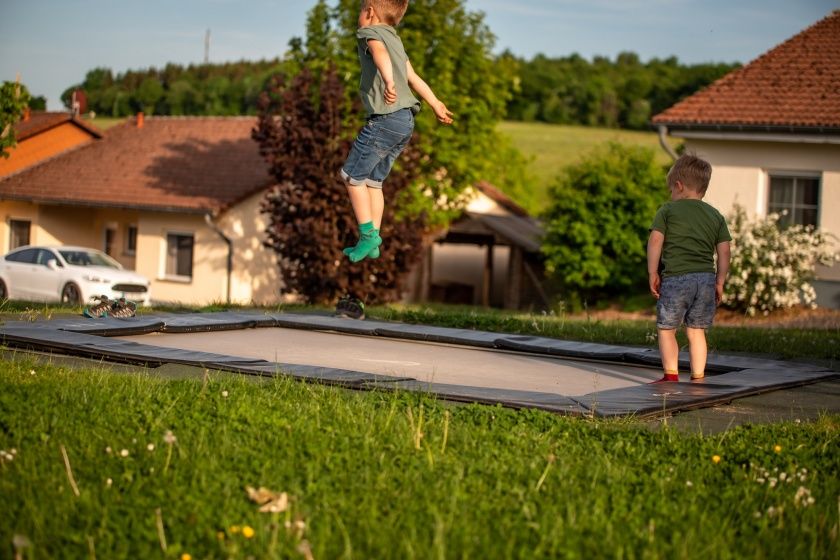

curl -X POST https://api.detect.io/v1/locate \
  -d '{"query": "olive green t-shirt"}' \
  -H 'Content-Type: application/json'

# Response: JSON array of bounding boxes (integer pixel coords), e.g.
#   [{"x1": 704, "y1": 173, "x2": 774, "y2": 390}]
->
[
  {"x1": 356, "y1": 25, "x2": 421, "y2": 116},
  {"x1": 650, "y1": 199, "x2": 732, "y2": 277}
]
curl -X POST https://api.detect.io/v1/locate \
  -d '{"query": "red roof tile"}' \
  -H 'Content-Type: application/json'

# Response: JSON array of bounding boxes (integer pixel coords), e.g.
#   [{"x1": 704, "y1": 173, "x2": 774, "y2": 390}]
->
[
  {"x1": 653, "y1": 11, "x2": 840, "y2": 130},
  {"x1": 0, "y1": 116, "x2": 273, "y2": 213},
  {"x1": 15, "y1": 112, "x2": 102, "y2": 141}
]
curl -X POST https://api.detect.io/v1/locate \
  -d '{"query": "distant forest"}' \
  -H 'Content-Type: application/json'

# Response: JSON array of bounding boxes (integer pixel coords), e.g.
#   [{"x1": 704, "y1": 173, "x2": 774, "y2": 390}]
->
[{"x1": 63, "y1": 52, "x2": 738, "y2": 130}]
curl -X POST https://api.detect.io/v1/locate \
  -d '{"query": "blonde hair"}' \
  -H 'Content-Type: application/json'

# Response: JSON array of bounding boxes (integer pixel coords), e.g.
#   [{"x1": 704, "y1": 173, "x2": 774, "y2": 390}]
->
[
  {"x1": 363, "y1": 0, "x2": 409, "y2": 25},
  {"x1": 667, "y1": 153, "x2": 712, "y2": 194}
]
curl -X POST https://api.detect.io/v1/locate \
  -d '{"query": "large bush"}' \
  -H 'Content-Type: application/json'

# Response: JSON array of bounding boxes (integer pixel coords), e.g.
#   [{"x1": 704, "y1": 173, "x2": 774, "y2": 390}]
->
[
  {"x1": 541, "y1": 143, "x2": 667, "y2": 298},
  {"x1": 724, "y1": 205, "x2": 837, "y2": 315}
]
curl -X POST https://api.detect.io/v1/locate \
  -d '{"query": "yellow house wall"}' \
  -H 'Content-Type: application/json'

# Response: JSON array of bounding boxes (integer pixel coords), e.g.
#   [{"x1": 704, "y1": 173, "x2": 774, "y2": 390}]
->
[
  {"x1": 217, "y1": 190, "x2": 282, "y2": 305},
  {"x1": 1, "y1": 195, "x2": 284, "y2": 305},
  {"x1": 1, "y1": 201, "x2": 39, "y2": 251},
  {"x1": 135, "y1": 213, "x2": 227, "y2": 305}
]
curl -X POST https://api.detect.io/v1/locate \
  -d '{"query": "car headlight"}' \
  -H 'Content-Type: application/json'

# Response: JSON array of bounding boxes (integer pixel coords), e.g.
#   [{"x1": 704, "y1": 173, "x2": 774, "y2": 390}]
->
[{"x1": 83, "y1": 275, "x2": 108, "y2": 283}]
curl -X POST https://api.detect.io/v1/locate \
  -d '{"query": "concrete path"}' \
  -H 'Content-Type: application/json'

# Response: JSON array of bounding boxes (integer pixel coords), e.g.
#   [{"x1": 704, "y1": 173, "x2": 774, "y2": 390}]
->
[{"x1": 118, "y1": 327, "x2": 663, "y2": 397}]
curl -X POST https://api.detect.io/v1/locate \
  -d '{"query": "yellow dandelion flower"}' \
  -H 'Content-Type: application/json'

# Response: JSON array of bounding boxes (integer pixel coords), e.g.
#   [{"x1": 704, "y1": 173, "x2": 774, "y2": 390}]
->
[
  {"x1": 712, "y1": 455, "x2": 721, "y2": 464},
  {"x1": 181, "y1": 554, "x2": 192, "y2": 560},
  {"x1": 242, "y1": 526, "x2": 255, "y2": 539},
  {"x1": 774, "y1": 445, "x2": 782, "y2": 453},
  {"x1": 230, "y1": 525, "x2": 241, "y2": 534},
  {"x1": 217, "y1": 531, "x2": 225, "y2": 540}
]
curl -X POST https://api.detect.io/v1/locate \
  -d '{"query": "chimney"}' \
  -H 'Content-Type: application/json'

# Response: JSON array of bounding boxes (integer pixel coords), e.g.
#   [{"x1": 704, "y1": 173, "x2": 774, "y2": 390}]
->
[
  {"x1": 23, "y1": 107, "x2": 31, "y2": 122},
  {"x1": 136, "y1": 112, "x2": 144, "y2": 129}
]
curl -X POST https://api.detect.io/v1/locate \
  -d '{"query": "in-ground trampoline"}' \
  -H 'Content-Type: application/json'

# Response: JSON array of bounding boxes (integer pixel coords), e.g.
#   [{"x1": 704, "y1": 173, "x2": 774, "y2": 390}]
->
[{"x1": 0, "y1": 311, "x2": 836, "y2": 418}]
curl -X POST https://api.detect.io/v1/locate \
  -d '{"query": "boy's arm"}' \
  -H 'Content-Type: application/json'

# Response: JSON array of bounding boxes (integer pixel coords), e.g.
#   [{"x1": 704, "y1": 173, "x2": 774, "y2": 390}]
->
[
  {"x1": 647, "y1": 230, "x2": 665, "y2": 299},
  {"x1": 406, "y1": 60, "x2": 454, "y2": 124},
  {"x1": 366, "y1": 40, "x2": 397, "y2": 104},
  {"x1": 715, "y1": 241, "x2": 731, "y2": 305}
]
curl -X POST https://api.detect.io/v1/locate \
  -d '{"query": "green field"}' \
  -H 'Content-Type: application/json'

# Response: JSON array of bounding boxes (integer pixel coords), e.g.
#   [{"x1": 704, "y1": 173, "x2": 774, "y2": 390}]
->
[
  {"x1": 86, "y1": 117, "x2": 127, "y2": 131},
  {"x1": 498, "y1": 121, "x2": 679, "y2": 212}
]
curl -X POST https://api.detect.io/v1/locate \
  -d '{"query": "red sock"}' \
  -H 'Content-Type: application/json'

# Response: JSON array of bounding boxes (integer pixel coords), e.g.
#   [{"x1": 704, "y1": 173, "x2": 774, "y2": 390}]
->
[{"x1": 651, "y1": 371, "x2": 679, "y2": 383}]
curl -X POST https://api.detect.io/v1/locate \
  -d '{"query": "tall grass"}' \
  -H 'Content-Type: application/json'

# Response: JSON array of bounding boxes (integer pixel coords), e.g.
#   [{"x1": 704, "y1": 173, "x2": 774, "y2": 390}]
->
[{"x1": 2, "y1": 357, "x2": 838, "y2": 558}]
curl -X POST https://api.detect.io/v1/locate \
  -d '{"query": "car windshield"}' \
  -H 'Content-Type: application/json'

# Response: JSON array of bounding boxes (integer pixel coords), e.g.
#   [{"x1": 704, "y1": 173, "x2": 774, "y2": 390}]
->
[{"x1": 58, "y1": 249, "x2": 122, "y2": 269}]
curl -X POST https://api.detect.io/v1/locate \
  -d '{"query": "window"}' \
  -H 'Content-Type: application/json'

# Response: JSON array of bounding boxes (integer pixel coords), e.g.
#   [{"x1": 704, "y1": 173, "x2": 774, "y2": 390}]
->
[
  {"x1": 5, "y1": 248, "x2": 38, "y2": 264},
  {"x1": 9, "y1": 219, "x2": 30, "y2": 250},
  {"x1": 166, "y1": 233, "x2": 194, "y2": 279},
  {"x1": 104, "y1": 228, "x2": 116, "y2": 257},
  {"x1": 125, "y1": 225, "x2": 138, "y2": 255},
  {"x1": 768, "y1": 175, "x2": 820, "y2": 228}
]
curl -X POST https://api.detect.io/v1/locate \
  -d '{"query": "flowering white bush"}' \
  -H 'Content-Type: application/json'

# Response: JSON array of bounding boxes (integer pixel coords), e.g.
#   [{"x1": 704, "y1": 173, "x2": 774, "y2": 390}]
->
[{"x1": 723, "y1": 204, "x2": 838, "y2": 315}]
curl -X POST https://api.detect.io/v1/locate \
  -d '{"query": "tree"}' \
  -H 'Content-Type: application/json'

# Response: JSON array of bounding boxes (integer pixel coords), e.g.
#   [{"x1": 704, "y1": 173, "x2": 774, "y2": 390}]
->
[
  {"x1": 253, "y1": 67, "x2": 428, "y2": 304},
  {"x1": 1, "y1": 79, "x2": 32, "y2": 159},
  {"x1": 292, "y1": 0, "x2": 532, "y2": 224},
  {"x1": 541, "y1": 143, "x2": 668, "y2": 299}
]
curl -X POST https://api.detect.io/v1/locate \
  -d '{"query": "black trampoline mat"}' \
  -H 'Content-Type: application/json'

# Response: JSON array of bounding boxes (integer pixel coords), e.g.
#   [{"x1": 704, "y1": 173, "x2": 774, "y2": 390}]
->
[{"x1": 0, "y1": 311, "x2": 836, "y2": 418}]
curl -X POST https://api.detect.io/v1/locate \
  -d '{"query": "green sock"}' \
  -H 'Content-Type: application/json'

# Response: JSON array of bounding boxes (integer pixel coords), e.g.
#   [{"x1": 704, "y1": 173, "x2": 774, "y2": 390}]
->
[
  {"x1": 347, "y1": 223, "x2": 382, "y2": 263},
  {"x1": 345, "y1": 225, "x2": 381, "y2": 259}
]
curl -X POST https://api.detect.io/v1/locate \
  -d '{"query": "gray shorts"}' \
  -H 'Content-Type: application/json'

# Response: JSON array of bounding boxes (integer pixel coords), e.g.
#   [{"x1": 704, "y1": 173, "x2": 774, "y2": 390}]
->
[
  {"x1": 656, "y1": 272, "x2": 717, "y2": 330},
  {"x1": 340, "y1": 108, "x2": 414, "y2": 189}
]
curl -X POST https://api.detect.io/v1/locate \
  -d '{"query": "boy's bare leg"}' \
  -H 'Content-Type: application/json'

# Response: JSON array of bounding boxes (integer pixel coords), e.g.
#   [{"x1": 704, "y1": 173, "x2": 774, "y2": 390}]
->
[
  {"x1": 656, "y1": 328, "x2": 680, "y2": 381},
  {"x1": 368, "y1": 187, "x2": 384, "y2": 230},
  {"x1": 686, "y1": 327, "x2": 707, "y2": 379},
  {"x1": 346, "y1": 184, "x2": 373, "y2": 224}
]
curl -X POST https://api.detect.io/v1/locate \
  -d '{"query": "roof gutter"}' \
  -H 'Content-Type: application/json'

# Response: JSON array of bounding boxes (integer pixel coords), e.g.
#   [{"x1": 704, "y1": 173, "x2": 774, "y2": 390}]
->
[
  {"x1": 204, "y1": 213, "x2": 233, "y2": 304},
  {"x1": 657, "y1": 125, "x2": 678, "y2": 161}
]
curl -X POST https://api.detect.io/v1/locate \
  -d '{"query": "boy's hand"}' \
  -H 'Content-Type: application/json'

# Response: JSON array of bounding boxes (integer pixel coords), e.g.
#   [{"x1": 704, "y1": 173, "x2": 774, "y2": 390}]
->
[
  {"x1": 715, "y1": 282, "x2": 725, "y2": 305},
  {"x1": 432, "y1": 101, "x2": 454, "y2": 124},
  {"x1": 649, "y1": 272, "x2": 661, "y2": 300},
  {"x1": 384, "y1": 81, "x2": 397, "y2": 105}
]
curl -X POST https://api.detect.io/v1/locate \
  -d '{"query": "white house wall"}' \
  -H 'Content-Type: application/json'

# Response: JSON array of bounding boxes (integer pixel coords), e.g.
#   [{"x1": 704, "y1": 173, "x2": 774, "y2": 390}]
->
[
  {"x1": 684, "y1": 139, "x2": 840, "y2": 228},
  {"x1": 684, "y1": 138, "x2": 840, "y2": 304}
]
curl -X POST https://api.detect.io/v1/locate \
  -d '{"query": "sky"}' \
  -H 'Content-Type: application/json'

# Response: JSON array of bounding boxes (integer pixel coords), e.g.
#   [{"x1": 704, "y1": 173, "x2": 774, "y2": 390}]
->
[{"x1": 1, "y1": 0, "x2": 837, "y2": 110}]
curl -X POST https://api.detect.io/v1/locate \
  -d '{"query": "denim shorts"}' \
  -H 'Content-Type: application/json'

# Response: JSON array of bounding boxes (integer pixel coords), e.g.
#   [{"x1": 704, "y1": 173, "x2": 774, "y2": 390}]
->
[
  {"x1": 341, "y1": 108, "x2": 414, "y2": 189},
  {"x1": 656, "y1": 272, "x2": 717, "y2": 329}
]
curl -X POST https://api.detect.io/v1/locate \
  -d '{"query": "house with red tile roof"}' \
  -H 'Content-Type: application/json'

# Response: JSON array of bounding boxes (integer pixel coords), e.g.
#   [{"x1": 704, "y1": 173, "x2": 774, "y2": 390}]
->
[
  {"x1": 0, "y1": 112, "x2": 544, "y2": 308},
  {"x1": 652, "y1": 10, "x2": 840, "y2": 307},
  {"x1": 0, "y1": 115, "x2": 281, "y2": 305}
]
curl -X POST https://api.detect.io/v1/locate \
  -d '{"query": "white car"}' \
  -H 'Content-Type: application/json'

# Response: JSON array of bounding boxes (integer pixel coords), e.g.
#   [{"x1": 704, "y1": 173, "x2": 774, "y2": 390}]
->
[{"x1": 0, "y1": 245, "x2": 151, "y2": 306}]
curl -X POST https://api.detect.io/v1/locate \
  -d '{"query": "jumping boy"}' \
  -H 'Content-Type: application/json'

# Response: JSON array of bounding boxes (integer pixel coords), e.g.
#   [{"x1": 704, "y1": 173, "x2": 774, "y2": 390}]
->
[
  {"x1": 647, "y1": 153, "x2": 731, "y2": 383},
  {"x1": 340, "y1": 0, "x2": 454, "y2": 263}
]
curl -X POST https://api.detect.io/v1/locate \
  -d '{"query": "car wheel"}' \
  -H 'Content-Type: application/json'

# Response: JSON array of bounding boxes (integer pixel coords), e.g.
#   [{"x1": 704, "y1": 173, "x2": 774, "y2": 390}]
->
[
  {"x1": 0, "y1": 279, "x2": 7, "y2": 301},
  {"x1": 61, "y1": 282, "x2": 82, "y2": 306}
]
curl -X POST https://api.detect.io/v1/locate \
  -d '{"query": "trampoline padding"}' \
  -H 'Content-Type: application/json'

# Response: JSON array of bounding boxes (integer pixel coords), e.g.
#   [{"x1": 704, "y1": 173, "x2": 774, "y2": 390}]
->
[
  {"x1": 381, "y1": 380, "x2": 587, "y2": 415},
  {"x1": 161, "y1": 312, "x2": 275, "y2": 333},
  {"x1": 701, "y1": 368, "x2": 837, "y2": 390},
  {"x1": 573, "y1": 382, "x2": 758, "y2": 417},
  {"x1": 3, "y1": 317, "x2": 167, "y2": 337},
  {"x1": 373, "y1": 323, "x2": 502, "y2": 348},
  {"x1": 271, "y1": 313, "x2": 381, "y2": 336},
  {"x1": 494, "y1": 335, "x2": 634, "y2": 361}
]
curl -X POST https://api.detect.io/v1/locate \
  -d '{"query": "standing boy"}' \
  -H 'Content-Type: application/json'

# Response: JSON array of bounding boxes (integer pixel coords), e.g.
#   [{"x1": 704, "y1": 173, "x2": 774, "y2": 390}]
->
[
  {"x1": 341, "y1": 0, "x2": 454, "y2": 264},
  {"x1": 647, "y1": 154, "x2": 731, "y2": 383}
]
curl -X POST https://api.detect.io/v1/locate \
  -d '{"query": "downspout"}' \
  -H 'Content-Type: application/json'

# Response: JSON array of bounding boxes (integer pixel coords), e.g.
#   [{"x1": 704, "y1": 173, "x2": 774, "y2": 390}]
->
[
  {"x1": 657, "y1": 124, "x2": 679, "y2": 161},
  {"x1": 204, "y1": 213, "x2": 233, "y2": 304}
]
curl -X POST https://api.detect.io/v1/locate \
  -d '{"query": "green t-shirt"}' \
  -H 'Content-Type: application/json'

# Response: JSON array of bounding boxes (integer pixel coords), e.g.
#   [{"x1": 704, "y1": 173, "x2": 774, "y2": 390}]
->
[
  {"x1": 650, "y1": 199, "x2": 732, "y2": 277},
  {"x1": 356, "y1": 25, "x2": 421, "y2": 116}
]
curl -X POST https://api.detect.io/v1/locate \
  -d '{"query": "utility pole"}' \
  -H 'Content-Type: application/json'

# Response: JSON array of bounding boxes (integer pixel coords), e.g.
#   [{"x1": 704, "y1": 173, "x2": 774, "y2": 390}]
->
[{"x1": 204, "y1": 29, "x2": 211, "y2": 64}]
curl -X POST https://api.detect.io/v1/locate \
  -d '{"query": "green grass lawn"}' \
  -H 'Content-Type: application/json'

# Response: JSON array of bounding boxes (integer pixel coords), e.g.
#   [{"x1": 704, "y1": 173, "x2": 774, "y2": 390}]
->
[
  {"x1": 85, "y1": 116, "x2": 127, "y2": 131},
  {"x1": 497, "y1": 121, "x2": 679, "y2": 213},
  {"x1": 2, "y1": 356, "x2": 838, "y2": 559}
]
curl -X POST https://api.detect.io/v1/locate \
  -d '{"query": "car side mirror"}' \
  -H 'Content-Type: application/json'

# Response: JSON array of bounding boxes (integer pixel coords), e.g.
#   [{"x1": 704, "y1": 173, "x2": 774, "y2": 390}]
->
[{"x1": 47, "y1": 259, "x2": 58, "y2": 270}]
